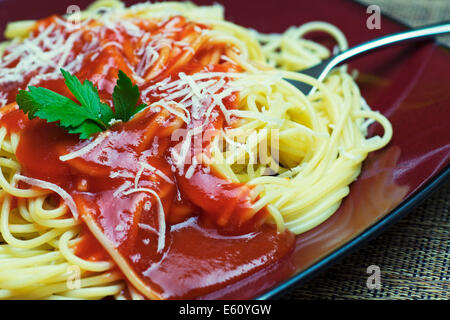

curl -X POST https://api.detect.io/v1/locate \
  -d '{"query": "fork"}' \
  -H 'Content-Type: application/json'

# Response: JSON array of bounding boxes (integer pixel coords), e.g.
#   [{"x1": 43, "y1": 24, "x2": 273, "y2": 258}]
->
[{"x1": 287, "y1": 22, "x2": 450, "y2": 95}]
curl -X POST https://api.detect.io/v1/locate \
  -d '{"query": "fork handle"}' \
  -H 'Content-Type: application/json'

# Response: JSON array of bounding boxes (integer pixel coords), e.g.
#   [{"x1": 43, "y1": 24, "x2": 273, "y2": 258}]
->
[{"x1": 318, "y1": 22, "x2": 450, "y2": 82}]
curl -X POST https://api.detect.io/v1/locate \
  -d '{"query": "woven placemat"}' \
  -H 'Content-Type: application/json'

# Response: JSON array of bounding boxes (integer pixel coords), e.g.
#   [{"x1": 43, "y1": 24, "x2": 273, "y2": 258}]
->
[
  {"x1": 284, "y1": 0, "x2": 450, "y2": 300},
  {"x1": 284, "y1": 180, "x2": 449, "y2": 300}
]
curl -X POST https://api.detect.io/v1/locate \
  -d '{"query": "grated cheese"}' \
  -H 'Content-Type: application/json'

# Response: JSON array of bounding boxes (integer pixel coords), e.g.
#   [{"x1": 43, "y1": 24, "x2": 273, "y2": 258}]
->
[
  {"x1": 139, "y1": 162, "x2": 173, "y2": 184},
  {"x1": 113, "y1": 181, "x2": 133, "y2": 198},
  {"x1": 59, "y1": 131, "x2": 109, "y2": 162},
  {"x1": 123, "y1": 187, "x2": 166, "y2": 253},
  {"x1": 0, "y1": 92, "x2": 7, "y2": 107},
  {"x1": 109, "y1": 169, "x2": 135, "y2": 180},
  {"x1": 138, "y1": 223, "x2": 158, "y2": 234},
  {"x1": 14, "y1": 174, "x2": 79, "y2": 220}
]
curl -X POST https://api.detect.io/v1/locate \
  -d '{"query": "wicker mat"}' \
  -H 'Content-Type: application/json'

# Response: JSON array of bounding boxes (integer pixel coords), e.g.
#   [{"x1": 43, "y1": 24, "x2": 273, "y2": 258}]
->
[
  {"x1": 283, "y1": 180, "x2": 449, "y2": 300},
  {"x1": 283, "y1": 0, "x2": 450, "y2": 300}
]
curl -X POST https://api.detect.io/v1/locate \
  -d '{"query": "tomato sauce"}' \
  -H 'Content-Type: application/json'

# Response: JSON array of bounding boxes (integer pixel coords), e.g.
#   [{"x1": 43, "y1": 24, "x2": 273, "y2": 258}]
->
[{"x1": 0, "y1": 15, "x2": 295, "y2": 299}]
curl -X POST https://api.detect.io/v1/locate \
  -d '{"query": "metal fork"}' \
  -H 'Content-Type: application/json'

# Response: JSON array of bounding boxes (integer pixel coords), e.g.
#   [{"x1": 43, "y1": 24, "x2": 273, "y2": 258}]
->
[{"x1": 287, "y1": 22, "x2": 450, "y2": 95}]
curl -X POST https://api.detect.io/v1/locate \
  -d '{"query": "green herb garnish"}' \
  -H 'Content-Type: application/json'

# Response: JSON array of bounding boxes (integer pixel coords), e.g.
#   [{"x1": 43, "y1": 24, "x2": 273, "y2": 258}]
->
[{"x1": 16, "y1": 69, "x2": 147, "y2": 139}]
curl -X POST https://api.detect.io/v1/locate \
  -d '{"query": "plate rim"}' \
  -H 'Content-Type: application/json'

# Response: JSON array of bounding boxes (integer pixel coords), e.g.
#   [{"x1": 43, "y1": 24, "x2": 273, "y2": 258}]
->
[{"x1": 257, "y1": 165, "x2": 450, "y2": 299}]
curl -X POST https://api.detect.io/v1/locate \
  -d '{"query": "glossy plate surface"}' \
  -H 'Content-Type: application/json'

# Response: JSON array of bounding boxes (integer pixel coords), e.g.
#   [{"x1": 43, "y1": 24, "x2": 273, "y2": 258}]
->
[{"x1": 0, "y1": 0, "x2": 449, "y2": 299}]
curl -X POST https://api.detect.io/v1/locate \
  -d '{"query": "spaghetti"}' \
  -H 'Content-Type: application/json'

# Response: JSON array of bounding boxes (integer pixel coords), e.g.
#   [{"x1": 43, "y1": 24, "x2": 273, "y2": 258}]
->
[{"x1": 0, "y1": 0, "x2": 392, "y2": 299}]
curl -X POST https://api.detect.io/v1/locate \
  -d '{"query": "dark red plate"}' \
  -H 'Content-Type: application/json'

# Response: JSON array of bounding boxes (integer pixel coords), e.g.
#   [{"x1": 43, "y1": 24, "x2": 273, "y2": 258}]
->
[{"x1": 1, "y1": 0, "x2": 449, "y2": 299}]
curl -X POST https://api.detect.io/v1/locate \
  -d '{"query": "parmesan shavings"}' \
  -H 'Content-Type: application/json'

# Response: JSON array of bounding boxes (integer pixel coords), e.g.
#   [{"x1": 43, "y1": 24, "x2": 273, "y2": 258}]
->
[
  {"x1": 138, "y1": 223, "x2": 158, "y2": 234},
  {"x1": 141, "y1": 71, "x2": 242, "y2": 178},
  {"x1": 13, "y1": 174, "x2": 79, "y2": 220},
  {"x1": 137, "y1": 162, "x2": 173, "y2": 184},
  {"x1": 113, "y1": 181, "x2": 133, "y2": 198},
  {"x1": 59, "y1": 131, "x2": 109, "y2": 161},
  {"x1": 0, "y1": 92, "x2": 7, "y2": 107},
  {"x1": 0, "y1": 24, "x2": 85, "y2": 87},
  {"x1": 110, "y1": 161, "x2": 170, "y2": 253},
  {"x1": 123, "y1": 187, "x2": 166, "y2": 253}
]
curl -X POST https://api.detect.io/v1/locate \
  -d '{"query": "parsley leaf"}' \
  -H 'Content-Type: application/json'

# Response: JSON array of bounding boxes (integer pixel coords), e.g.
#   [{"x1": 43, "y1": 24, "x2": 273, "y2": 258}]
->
[
  {"x1": 16, "y1": 69, "x2": 147, "y2": 139},
  {"x1": 61, "y1": 69, "x2": 114, "y2": 129},
  {"x1": 112, "y1": 70, "x2": 147, "y2": 122},
  {"x1": 66, "y1": 121, "x2": 105, "y2": 139},
  {"x1": 16, "y1": 86, "x2": 92, "y2": 127}
]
